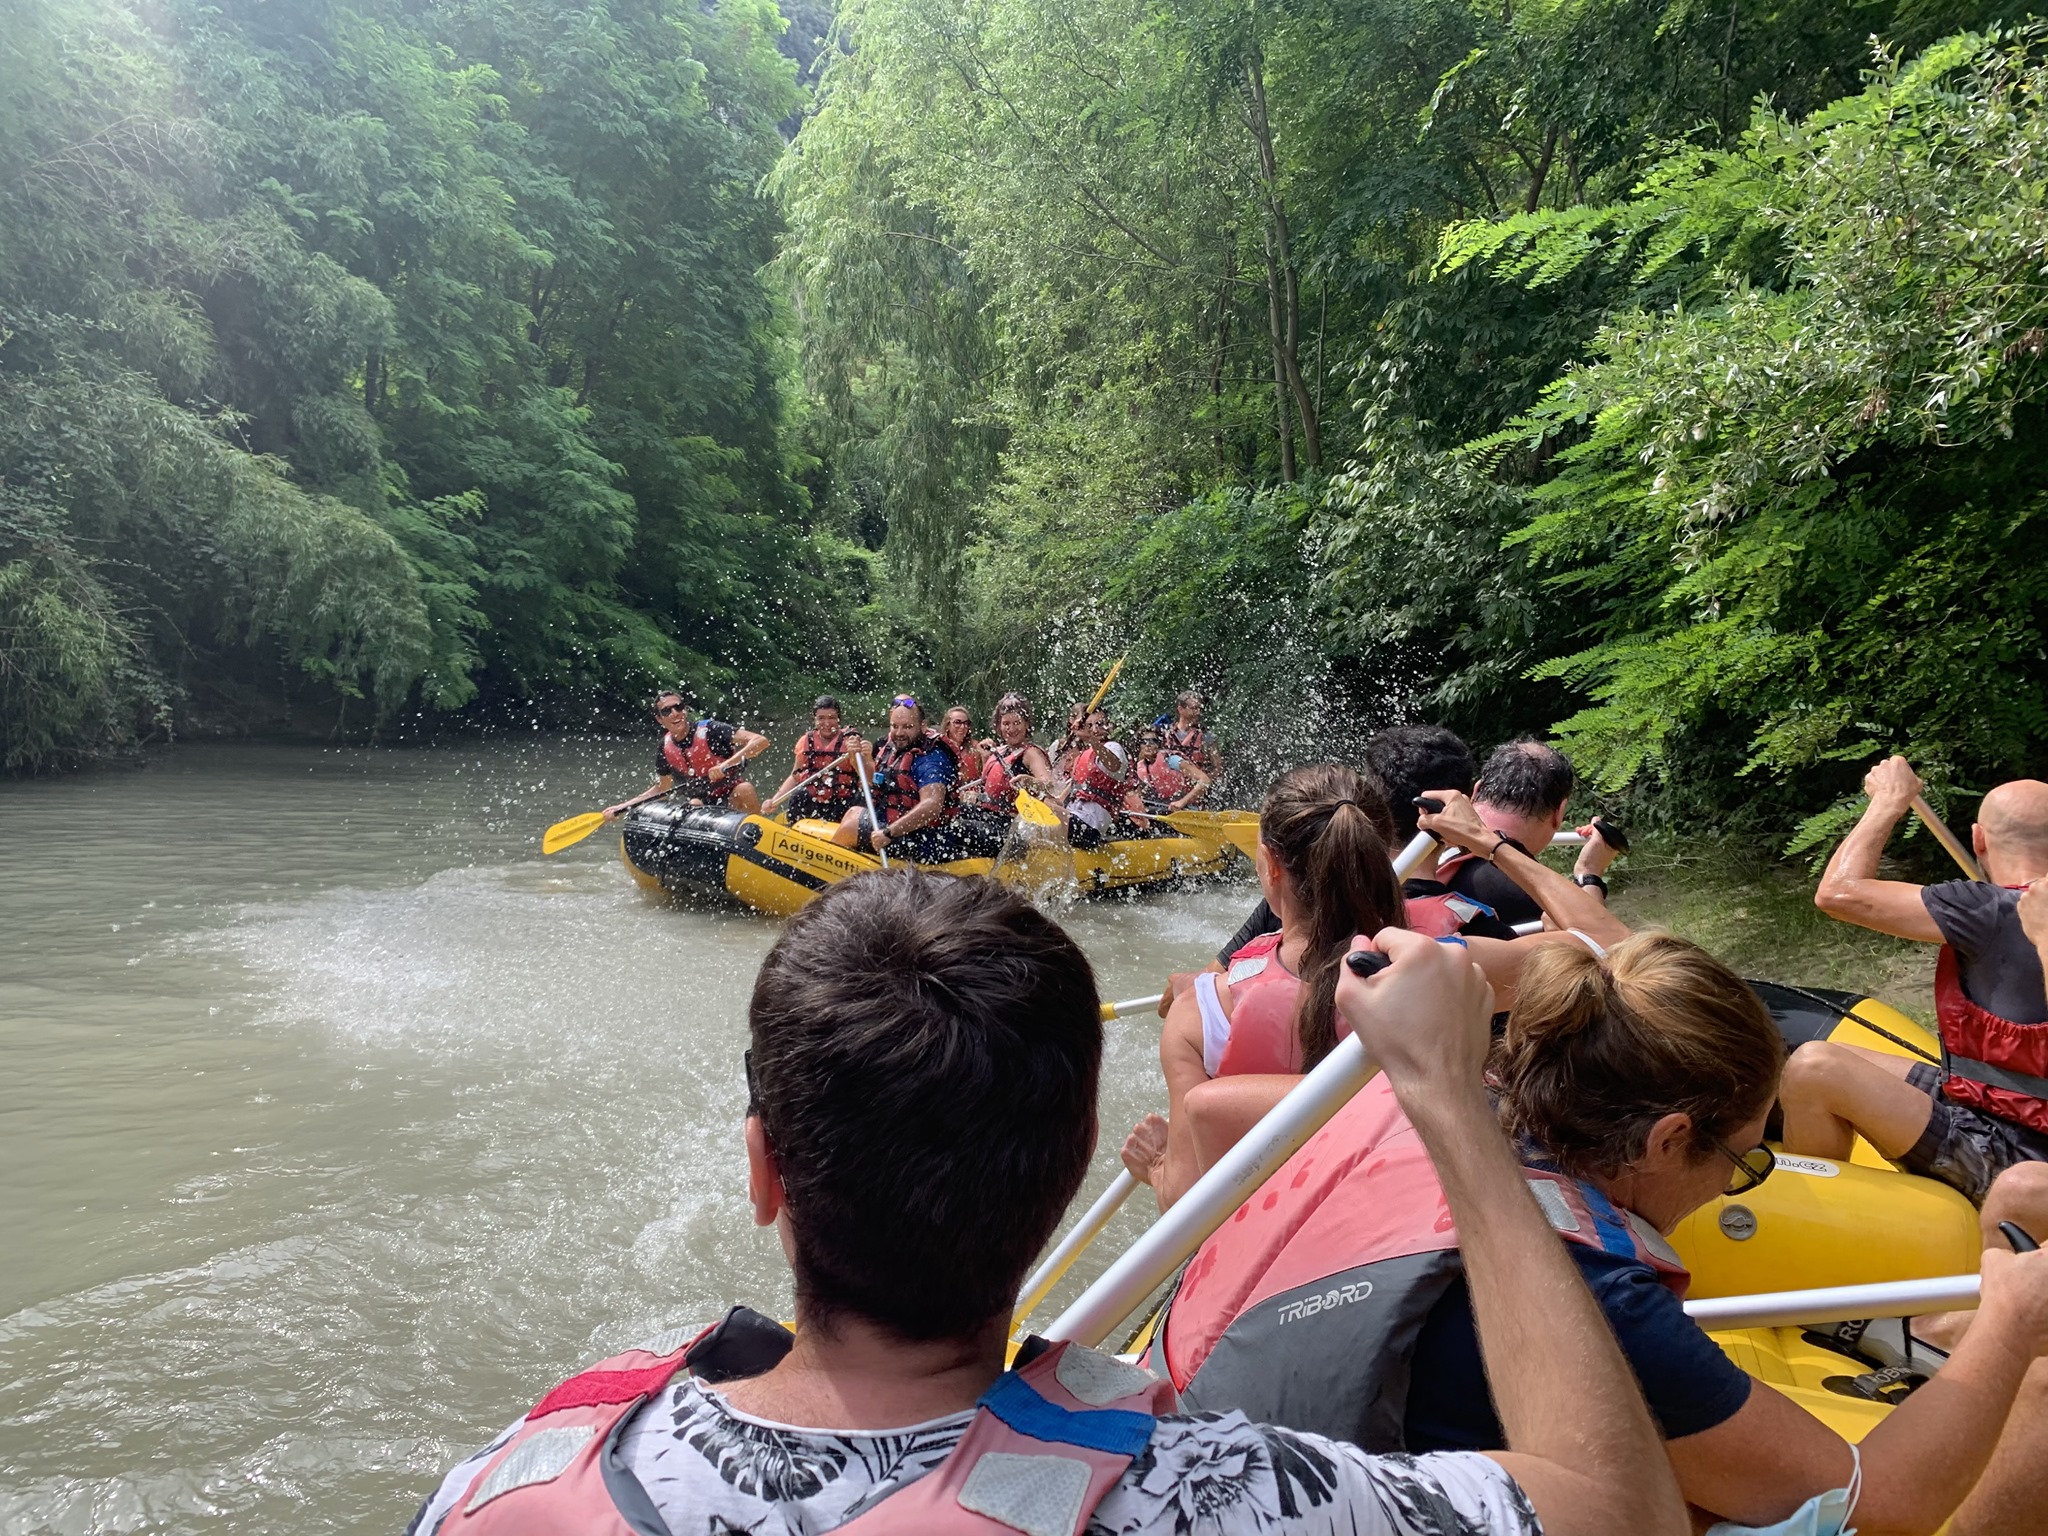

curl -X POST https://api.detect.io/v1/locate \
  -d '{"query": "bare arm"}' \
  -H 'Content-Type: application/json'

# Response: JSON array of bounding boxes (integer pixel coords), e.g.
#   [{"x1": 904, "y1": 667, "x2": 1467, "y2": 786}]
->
[
  {"x1": 1668, "y1": 1244, "x2": 2048, "y2": 1534},
  {"x1": 1170, "y1": 761, "x2": 1211, "y2": 811},
  {"x1": 1815, "y1": 756, "x2": 1942, "y2": 941},
  {"x1": 1418, "y1": 790, "x2": 1629, "y2": 945},
  {"x1": 1147, "y1": 989, "x2": 1217, "y2": 1213},
  {"x1": 1338, "y1": 928, "x2": 1686, "y2": 1536}
]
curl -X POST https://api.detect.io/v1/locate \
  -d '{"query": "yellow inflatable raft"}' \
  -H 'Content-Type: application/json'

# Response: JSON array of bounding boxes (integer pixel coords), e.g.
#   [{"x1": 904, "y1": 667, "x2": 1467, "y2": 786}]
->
[
  {"x1": 617, "y1": 801, "x2": 1239, "y2": 918},
  {"x1": 1671, "y1": 988, "x2": 1973, "y2": 1443}
]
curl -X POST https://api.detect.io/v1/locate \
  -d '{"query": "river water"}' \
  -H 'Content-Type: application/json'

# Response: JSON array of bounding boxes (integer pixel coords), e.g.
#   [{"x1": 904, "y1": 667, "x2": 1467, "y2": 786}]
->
[{"x1": 0, "y1": 740, "x2": 1255, "y2": 1534}]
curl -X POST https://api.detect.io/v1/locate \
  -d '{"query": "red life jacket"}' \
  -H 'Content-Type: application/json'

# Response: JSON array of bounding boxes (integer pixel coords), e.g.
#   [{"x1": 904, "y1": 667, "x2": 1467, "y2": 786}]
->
[
  {"x1": 875, "y1": 730, "x2": 959, "y2": 825},
  {"x1": 434, "y1": 1330, "x2": 1173, "y2": 1535},
  {"x1": 661, "y1": 724, "x2": 735, "y2": 802},
  {"x1": 953, "y1": 743, "x2": 984, "y2": 783},
  {"x1": 1152, "y1": 1075, "x2": 1688, "y2": 1452},
  {"x1": 983, "y1": 743, "x2": 1038, "y2": 812},
  {"x1": 1069, "y1": 747, "x2": 1127, "y2": 811},
  {"x1": 1135, "y1": 754, "x2": 1189, "y2": 800},
  {"x1": 1935, "y1": 939, "x2": 2048, "y2": 1135},
  {"x1": 1164, "y1": 722, "x2": 1215, "y2": 772},
  {"x1": 795, "y1": 729, "x2": 856, "y2": 806}
]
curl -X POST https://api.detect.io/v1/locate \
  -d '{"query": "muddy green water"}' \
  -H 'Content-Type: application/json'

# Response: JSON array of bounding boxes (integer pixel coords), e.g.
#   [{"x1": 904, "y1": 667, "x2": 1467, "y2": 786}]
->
[{"x1": 0, "y1": 740, "x2": 1256, "y2": 1534}]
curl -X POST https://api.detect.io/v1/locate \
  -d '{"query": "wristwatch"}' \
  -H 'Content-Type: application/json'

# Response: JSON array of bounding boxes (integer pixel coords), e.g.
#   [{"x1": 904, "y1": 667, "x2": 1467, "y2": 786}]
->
[{"x1": 1572, "y1": 873, "x2": 1609, "y2": 894}]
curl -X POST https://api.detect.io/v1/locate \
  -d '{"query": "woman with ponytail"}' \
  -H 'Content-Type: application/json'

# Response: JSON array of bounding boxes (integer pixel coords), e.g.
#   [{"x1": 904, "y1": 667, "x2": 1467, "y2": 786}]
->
[
  {"x1": 1125, "y1": 764, "x2": 1625, "y2": 1210},
  {"x1": 1157, "y1": 930, "x2": 2048, "y2": 1536}
]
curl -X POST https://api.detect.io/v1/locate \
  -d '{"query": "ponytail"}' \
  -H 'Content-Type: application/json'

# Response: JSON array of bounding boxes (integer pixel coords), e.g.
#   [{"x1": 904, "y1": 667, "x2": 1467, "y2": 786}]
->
[
  {"x1": 1497, "y1": 933, "x2": 1783, "y2": 1179},
  {"x1": 1258, "y1": 765, "x2": 1403, "y2": 1068}
]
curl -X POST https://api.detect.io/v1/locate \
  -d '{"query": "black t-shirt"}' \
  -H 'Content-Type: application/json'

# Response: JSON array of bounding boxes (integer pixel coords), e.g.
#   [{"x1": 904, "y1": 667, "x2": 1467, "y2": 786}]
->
[
  {"x1": 1404, "y1": 1243, "x2": 1753, "y2": 1452},
  {"x1": 1443, "y1": 856, "x2": 1542, "y2": 928},
  {"x1": 657, "y1": 720, "x2": 738, "y2": 781},
  {"x1": 1923, "y1": 880, "x2": 2048, "y2": 1023}
]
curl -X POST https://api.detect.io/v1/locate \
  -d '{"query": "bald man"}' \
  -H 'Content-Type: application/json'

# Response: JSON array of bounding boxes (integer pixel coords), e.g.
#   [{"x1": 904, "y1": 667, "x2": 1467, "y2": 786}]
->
[{"x1": 1781, "y1": 757, "x2": 2048, "y2": 1251}]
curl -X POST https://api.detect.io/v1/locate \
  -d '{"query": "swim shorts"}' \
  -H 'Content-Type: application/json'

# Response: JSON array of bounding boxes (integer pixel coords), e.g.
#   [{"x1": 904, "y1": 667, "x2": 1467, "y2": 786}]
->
[{"x1": 1900, "y1": 1061, "x2": 2048, "y2": 1205}]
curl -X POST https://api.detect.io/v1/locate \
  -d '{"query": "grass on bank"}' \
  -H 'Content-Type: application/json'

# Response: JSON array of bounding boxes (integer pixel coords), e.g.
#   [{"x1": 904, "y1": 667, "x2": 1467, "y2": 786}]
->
[{"x1": 1601, "y1": 837, "x2": 1938, "y2": 1024}]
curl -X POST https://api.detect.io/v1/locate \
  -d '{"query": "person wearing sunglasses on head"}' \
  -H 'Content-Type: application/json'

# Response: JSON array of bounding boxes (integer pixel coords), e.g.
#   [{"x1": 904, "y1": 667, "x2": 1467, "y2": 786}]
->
[
  {"x1": 828, "y1": 694, "x2": 966, "y2": 862},
  {"x1": 605, "y1": 691, "x2": 769, "y2": 818},
  {"x1": 1154, "y1": 931, "x2": 2048, "y2": 1536}
]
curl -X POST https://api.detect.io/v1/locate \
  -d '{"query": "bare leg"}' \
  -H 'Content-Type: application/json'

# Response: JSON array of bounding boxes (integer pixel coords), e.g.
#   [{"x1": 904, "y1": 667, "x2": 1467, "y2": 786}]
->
[
  {"x1": 829, "y1": 806, "x2": 866, "y2": 849},
  {"x1": 730, "y1": 782, "x2": 762, "y2": 814},
  {"x1": 1949, "y1": 1162, "x2": 2048, "y2": 1534},
  {"x1": 1778, "y1": 1041, "x2": 1933, "y2": 1160}
]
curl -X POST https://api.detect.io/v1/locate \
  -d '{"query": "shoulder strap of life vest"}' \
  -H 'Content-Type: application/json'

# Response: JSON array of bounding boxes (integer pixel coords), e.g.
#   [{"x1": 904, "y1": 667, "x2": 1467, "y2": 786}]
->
[
  {"x1": 1215, "y1": 932, "x2": 1319, "y2": 1076},
  {"x1": 835, "y1": 1341, "x2": 1172, "y2": 1535},
  {"x1": 1402, "y1": 890, "x2": 1498, "y2": 937},
  {"x1": 435, "y1": 1323, "x2": 716, "y2": 1535},
  {"x1": 1519, "y1": 1167, "x2": 1690, "y2": 1295},
  {"x1": 1935, "y1": 942, "x2": 2048, "y2": 1135}
]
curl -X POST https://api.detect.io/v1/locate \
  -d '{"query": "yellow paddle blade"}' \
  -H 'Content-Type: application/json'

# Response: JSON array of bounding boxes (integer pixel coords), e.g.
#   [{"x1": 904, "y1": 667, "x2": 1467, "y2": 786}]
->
[
  {"x1": 542, "y1": 811, "x2": 608, "y2": 855},
  {"x1": 1084, "y1": 655, "x2": 1126, "y2": 715},
  {"x1": 1015, "y1": 789, "x2": 1063, "y2": 829},
  {"x1": 1163, "y1": 819, "x2": 1253, "y2": 868}
]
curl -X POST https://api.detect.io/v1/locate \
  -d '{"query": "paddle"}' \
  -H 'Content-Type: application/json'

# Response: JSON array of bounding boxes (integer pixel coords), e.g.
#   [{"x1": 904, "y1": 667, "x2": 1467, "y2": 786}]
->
[
  {"x1": 761, "y1": 743, "x2": 865, "y2": 817},
  {"x1": 1911, "y1": 791, "x2": 1985, "y2": 882},
  {"x1": 542, "y1": 783, "x2": 677, "y2": 855},
  {"x1": 1084, "y1": 655, "x2": 1126, "y2": 715},
  {"x1": 1014, "y1": 787, "x2": 1065, "y2": 829}
]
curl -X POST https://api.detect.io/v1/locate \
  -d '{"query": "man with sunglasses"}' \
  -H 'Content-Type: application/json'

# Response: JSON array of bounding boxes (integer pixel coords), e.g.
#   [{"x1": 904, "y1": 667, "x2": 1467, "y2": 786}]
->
[{"x1": 606, "y1": 692, "x2": 769, "y2": 818}]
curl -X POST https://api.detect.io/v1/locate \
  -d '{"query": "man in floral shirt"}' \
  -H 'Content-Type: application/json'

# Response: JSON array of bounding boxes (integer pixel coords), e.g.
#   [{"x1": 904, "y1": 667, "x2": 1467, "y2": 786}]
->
[{"x1": 415, "y1": 873, "x2": 1685, "y2": 1536}]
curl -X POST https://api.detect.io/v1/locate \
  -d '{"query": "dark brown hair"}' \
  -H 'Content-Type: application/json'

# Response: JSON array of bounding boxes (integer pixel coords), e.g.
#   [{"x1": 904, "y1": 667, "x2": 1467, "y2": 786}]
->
[
  {"x1": 1496, "y1": 933, "x2": 1783, "y2": 1179},
  {"x1": 747, "y1": 871, "x2": 1102, "y2": 1340},
  {"x1": 1259, "y1": 764, "x2": 1403, "y2": 1068}
]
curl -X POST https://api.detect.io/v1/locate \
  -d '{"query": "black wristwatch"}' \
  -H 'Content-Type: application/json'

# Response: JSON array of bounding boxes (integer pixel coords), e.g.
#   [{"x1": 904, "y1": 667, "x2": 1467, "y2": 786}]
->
[{"x1": 1572, "y1": 873, "x2": 1609, "y2": 894}]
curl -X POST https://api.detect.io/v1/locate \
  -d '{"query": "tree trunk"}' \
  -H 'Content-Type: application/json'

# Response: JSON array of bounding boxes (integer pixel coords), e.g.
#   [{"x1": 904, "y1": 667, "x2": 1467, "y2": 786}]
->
[
  {"x1": 1262, "y1": 233, "x2": 1295, "y2": 482},
  {"x1": 1243, "y1": 52, "x2": 1319, "y2": 470}
]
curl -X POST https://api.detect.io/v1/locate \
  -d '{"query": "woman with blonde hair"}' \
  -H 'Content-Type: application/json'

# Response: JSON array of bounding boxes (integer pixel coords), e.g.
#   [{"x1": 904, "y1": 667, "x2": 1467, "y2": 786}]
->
[
  {"x1": 1122, "y1": 764, "x2": 1625, "y2": 1210},
  {"x1": 1155, "y1": 931, "x2": 2048, "y2": 1536}
]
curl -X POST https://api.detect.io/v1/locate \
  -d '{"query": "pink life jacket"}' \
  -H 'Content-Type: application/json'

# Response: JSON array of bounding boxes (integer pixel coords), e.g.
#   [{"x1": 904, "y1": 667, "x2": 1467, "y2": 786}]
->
[
  {"x1": 1207, "y1": 906, "x2": 1488, "y2": 1075},
  {"x1": 1935, "y1": 938, "x2": 2048, "y2": 1136},
  {"x1": 433, "y1": 1328, "x2": 1173, "y2": 1535},
  {"x1": 1135, "y1": 754, "x2": 1189, "y2": 800},
  {"x1": 1152, "y1": 1075, "x2": 1688, "y2": 1451},
  {"x1": 983, "y1": 742, "x2": 1040, "y2": 813}
]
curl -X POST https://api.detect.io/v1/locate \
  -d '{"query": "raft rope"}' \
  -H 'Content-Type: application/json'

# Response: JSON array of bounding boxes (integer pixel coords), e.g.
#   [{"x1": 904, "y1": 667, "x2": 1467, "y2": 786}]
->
[{"x1": 1765, "y1": 981, "x2": 1941, "y2": 1067}]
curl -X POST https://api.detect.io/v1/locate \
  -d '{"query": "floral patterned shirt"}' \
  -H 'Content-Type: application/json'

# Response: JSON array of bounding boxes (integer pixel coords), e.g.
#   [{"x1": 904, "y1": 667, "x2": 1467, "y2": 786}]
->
[{"x1": 415, "y1": 1375, "x2": 1542, "y2": 1536}]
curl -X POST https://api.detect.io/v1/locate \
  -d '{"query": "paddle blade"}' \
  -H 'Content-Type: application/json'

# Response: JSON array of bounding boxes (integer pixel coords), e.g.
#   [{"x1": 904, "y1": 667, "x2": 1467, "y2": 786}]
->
[
  {"x1": 1161, "y1": 815, "x2": 1258, "y2": 859},
  {"x1": 1015, "y1": 790, "x2": 1063, "y2": 829},
  {"x1": 542, "y1": 811, "x2": 608, "y2": 855}
]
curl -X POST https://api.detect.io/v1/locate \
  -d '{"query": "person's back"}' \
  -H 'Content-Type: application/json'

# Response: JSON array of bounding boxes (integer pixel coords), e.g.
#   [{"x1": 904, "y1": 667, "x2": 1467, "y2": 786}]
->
[{"x1": 411, "y1": 872, "x2": 1690, "y2": 1536}]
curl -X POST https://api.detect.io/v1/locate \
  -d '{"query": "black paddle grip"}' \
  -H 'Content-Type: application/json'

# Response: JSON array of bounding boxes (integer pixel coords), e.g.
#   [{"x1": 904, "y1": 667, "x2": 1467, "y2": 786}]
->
[
  {"x1": 1999, "y1": 1220, "x2": 2041, "y2": 1254},
  {"x1": 1345, "y1": 949, "x2": 1393, "y2": 979}
]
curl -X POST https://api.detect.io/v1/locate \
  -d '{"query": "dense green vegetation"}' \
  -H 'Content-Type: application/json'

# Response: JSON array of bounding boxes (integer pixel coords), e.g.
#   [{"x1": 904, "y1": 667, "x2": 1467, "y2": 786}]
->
[
  {"x1": 6, "y1": 0, "x2": 2045, "y2": 831},
  {"x1": 1, "y1": 0, "x2": 853, "y2": 769}
]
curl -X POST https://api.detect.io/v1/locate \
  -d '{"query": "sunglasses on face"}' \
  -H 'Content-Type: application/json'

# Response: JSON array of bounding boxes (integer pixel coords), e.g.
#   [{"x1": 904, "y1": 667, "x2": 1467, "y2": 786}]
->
[
  {"x1": 656, "y1": 703, "x2": 688, "y2": 717},
  {"x1": 1714, "y1": 1138, "x2": 1776, "y2": 1196}
]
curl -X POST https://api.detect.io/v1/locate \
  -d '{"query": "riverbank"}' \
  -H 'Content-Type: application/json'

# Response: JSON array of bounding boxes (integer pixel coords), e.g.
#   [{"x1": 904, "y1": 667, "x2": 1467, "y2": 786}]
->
[{"x1": 1605, "y1": 836, "x2": 1939, "y2": 1022}]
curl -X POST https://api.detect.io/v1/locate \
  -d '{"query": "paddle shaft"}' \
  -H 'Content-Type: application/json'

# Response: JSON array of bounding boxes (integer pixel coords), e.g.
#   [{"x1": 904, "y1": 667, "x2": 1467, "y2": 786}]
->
[
  {"x1": 1685, "y1": 1273, "x2": 1980, "y2": 1330},
  {"x1": 1045, "y1": 1031, "x2": 1380, "y2": 1346},
  {"x1": 762, "y1": 744, "x2": 864, "y2": 815},
  {"x1": 1014, "y1": 1170, "x2": 1140, "y2": 1331},
  {"x1": 857, "y1": 754, "x2": 890, "y2": 869},
  {"x1": 1101, "y1": 994, "x2": 1165, "y2": 1020},
  {"x1": 1912, "y1": 793, "x2": 1985, "y2": 882}
]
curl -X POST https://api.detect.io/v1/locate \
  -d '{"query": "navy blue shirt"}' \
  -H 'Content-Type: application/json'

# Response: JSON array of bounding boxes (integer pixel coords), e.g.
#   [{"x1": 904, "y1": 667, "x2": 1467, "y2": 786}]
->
[{"x1": 1404, "y1": 1243, "x2": 1752, "y2": 1450}]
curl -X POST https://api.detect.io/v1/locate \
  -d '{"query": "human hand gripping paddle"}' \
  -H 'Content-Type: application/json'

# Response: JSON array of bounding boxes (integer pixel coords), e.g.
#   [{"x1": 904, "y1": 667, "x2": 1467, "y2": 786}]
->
[{"x1": 541, "y1": 783, "x2": 679, "y2": 855}]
